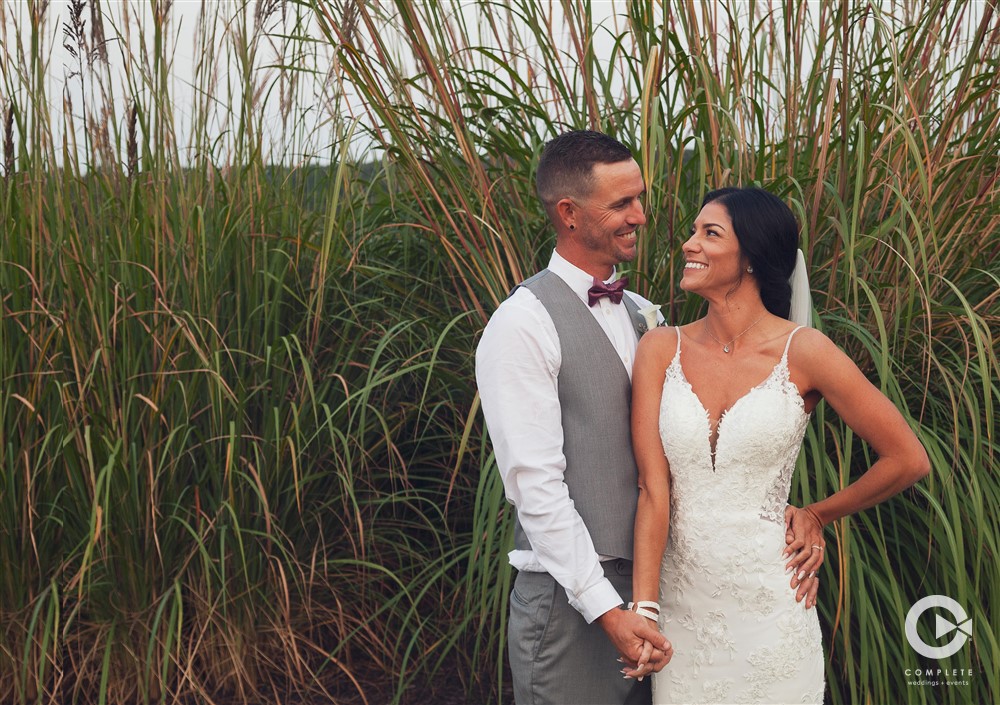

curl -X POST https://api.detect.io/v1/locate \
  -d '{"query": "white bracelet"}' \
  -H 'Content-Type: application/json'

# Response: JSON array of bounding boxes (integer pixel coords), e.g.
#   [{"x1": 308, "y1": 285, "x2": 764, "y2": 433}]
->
[
  {"x1": 635, "y1": 607, "x2": 659, "y2": 621},
  {"x1": 628, "y1": 600, "x2": 661, "y2": 612},
  {"x1": 627, "y1": 601, "x2": 661, "y2": 622}
]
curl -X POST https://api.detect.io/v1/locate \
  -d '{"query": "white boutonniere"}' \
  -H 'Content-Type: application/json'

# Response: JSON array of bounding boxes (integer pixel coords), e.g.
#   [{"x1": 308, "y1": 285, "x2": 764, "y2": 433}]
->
[{"x1": 637, "y1": 304, "x2": 662, "y2": 335}]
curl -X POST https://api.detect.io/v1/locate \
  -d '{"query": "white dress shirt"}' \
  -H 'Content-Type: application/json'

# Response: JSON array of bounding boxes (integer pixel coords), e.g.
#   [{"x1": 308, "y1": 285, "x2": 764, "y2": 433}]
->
[{"x1": 475, "y1": 250, "x2": 662, "y2": 623}]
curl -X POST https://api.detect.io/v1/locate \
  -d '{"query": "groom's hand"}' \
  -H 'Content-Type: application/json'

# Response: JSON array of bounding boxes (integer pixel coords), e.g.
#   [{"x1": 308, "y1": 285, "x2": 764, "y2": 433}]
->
[
  {"x1": 625, "y1": 638, "x2": 671, "y2": 679},
  {"x1": 596, "y1": 607, "x2": 673, "y2": 678}
]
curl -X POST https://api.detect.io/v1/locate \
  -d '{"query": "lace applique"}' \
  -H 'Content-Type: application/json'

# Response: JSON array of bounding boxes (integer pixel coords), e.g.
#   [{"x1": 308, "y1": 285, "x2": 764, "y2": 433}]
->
[
  {"x1": 744, "y1": 611, "x2": 824, "y2": 702},
  {"x1": 660, "y1": 354, "x2": 712, "y2": 475},
  {"x1": 703, "y1": 678, "x2": 734, "y2": 702},
  {"x1": 677, "y1": 609, "x2": 737, "y2": 669},
  {"x1": 739, "y1": 585, "x2": 779, "y2": 616},
  {"x1": 660, "y1": 530, "x2": 700, "y2": 601},
  {"x1": 758, "y1": 350, "x2": 810, "y2": 522}
]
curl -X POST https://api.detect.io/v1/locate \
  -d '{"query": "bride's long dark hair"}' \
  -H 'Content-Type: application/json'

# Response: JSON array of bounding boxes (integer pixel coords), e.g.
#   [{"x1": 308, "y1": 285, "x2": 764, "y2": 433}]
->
[{"x1": 701, "y1": 187, "x2": 799, "y2": 320}]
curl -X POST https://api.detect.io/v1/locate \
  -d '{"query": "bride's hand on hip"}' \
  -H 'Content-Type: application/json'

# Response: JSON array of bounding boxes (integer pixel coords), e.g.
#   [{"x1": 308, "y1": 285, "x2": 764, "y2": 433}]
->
[{"x1": 783, "y1": 504, "x2": 825, "y2": 609}]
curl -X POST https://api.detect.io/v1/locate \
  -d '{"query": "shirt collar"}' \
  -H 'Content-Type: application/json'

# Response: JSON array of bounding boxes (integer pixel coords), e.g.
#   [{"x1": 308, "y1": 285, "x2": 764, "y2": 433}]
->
[{"x1": 547, "y1": 250, "x2": 619, "y2": 304}]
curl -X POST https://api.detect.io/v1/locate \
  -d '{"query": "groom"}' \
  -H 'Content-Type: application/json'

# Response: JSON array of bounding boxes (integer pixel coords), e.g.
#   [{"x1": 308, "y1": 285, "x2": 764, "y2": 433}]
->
[{"x1": 476, "y1": 130, "x2": 671, "y2": 704}]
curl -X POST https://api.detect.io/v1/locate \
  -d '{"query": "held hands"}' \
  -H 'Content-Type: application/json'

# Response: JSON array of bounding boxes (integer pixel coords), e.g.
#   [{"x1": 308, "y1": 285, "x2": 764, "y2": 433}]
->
[
  {"x1": 783, "y1": 505, "x2": 825, "y2": 609},
  {"x1": 597, "y1": 606, "x2": 673, "y2": 681}
]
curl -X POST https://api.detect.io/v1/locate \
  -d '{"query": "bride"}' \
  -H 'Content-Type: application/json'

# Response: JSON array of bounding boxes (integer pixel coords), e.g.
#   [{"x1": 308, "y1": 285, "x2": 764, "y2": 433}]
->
[{"x1": 625, "y1": 187, "x2": 930, "y2": 703}]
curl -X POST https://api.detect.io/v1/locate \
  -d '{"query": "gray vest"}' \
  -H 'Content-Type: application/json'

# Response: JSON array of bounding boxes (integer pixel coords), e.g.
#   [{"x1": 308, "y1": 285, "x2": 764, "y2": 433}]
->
[{"x1": 512, "y1": 269, "x2": 646, "y2": 561}]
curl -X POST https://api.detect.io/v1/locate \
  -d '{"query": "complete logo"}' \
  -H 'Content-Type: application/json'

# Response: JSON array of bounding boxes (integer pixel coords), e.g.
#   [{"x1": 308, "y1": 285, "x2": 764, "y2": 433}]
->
[{"x1": 905, "y1": 595, "x2": 972, "y2": 659}]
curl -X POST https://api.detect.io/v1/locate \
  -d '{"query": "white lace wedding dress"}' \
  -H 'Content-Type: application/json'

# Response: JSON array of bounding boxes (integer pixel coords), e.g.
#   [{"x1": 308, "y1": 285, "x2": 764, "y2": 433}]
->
[{"x1": 653, "y1": 327, "x2": 825, "y2": 704}]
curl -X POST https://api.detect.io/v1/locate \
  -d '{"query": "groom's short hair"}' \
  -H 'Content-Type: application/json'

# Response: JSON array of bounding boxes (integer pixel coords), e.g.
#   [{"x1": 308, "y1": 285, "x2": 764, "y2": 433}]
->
[{"x1": 536, "y1": 131, "x2": 634, "y2": 215}]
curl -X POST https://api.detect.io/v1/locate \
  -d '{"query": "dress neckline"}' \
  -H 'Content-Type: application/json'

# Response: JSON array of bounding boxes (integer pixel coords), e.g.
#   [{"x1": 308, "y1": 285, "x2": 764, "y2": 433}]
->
[{"x1": 667, "y1": 325, "x2": 806, "y2": 469}]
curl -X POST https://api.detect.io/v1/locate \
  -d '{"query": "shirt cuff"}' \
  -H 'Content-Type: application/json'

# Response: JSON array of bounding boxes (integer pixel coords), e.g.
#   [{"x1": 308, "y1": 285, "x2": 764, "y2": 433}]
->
[{"x1": 568, "y1": 576, "x2": 624, "y2": 624}]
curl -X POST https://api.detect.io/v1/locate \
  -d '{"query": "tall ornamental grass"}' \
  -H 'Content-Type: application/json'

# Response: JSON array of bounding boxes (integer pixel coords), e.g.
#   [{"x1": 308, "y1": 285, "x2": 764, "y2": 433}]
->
[{"x1": 0, "y1": 0, "x2": 996, "y2": 703}]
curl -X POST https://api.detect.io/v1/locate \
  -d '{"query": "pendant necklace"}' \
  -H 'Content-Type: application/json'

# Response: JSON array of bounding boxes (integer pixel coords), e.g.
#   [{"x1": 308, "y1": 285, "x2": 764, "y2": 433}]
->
[{"x1": 705, "y1": 314, "x2": 767, "y2": 353}]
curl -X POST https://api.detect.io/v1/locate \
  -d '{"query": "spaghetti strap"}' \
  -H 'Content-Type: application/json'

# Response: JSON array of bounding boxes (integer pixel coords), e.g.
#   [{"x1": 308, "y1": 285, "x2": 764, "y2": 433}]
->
[
  {"x1": 674, "y1": 326, "x2": 682, "y2": 356},
  {"x1": 782, "y1": 325, "x2": 805, "y2": 358}
]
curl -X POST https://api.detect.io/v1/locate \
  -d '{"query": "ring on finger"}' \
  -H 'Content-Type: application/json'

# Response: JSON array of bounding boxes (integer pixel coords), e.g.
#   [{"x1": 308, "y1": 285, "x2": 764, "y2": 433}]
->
[{"x1": 811, "y1": 545, "x2": 824, "y2": 551}]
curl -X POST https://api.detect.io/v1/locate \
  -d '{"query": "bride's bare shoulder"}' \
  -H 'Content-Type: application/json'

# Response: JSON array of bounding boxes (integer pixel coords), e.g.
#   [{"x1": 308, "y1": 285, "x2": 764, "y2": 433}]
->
[
  {"x1": 789, "y1": 326, "x2": 839, "y2": 358},
  {"x1": 635, "y1": 324, "x2": 680, "y2": 362},
  {"x1": 786, "y1": 327, "x2": 852, "y2": 384}
]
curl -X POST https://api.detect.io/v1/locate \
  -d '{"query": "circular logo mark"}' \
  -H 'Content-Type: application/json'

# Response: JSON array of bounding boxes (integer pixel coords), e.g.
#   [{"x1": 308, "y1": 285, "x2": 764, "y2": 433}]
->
[{"x1": 905, "y1": 595, "x2": 972, "y2": 659}]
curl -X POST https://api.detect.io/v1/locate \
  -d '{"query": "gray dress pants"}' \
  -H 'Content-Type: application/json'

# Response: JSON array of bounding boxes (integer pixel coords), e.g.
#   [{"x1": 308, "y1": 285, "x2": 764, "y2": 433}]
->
[{"x1": 508, "y1": 559, "x2": 652, "y2": 705}]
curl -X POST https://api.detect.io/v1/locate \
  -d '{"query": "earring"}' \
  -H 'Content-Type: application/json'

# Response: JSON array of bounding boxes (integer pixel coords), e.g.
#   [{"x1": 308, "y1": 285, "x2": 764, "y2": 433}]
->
[
  {"x1": 569, "y1": 224, "x2": 575, "y2": 230},
  {"x1": 747, "y1": 265, "x2": 754, "y2": 273}
]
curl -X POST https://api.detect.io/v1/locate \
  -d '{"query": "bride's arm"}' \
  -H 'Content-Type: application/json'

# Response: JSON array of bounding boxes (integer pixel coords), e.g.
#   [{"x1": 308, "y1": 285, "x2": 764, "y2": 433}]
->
[
  {"x1": 784, "y1": 328, "x2": 930, "y2": 591},
  {"x1": 798, "y1": 329, "x2": 929, "y2": 516},
  {"x1": 630, "y1": 328, "x2": 674, "y2": 653}
]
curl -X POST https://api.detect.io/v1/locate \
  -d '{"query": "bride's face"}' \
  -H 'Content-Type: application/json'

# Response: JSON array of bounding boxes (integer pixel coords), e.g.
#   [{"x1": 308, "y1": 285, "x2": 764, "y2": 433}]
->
[{"x1": 680, "y1": 201, "x2": 745, "y2": 295}]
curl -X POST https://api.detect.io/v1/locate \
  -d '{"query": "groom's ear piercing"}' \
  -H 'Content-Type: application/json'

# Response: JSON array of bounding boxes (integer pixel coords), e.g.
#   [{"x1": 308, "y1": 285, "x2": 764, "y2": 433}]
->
[{"x1": 569, "y1": 224, "x2": 575, "y2": 230}]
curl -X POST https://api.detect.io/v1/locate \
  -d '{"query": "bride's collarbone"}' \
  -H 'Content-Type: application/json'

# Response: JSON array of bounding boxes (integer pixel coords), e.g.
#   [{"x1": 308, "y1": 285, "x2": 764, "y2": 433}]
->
[{"x1": 679, "y1": 340, "x2": 786, "y2": 409}]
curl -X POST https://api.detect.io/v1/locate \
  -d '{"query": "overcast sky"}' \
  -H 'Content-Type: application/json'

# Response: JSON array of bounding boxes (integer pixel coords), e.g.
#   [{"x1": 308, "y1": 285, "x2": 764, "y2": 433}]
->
[{"x1": 3, "y1": 1, "x2": 986, "y2": 168}]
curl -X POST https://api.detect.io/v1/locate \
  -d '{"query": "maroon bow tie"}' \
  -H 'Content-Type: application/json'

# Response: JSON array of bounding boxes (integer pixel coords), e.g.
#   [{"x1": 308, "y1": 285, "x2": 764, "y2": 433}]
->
[{"x1": 588, "y1": 276, "x2": 628, "y2": 306}]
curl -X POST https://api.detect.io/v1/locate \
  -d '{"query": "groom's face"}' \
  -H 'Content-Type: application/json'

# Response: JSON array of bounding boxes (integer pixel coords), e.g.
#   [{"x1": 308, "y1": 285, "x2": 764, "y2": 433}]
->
[{"x1": 571, "y1": 159, "x2": 647, "y2": 270}]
